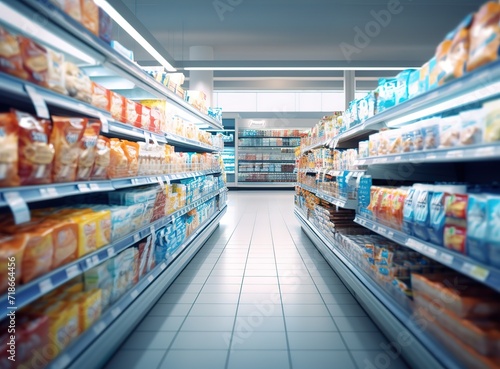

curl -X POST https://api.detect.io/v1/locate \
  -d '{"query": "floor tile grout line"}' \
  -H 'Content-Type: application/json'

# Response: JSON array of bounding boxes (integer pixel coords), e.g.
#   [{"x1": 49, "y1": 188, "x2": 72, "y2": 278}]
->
[
  {"x1": 224, "y1": 210, "x2": 257, "y2": 369},
  {"x1": 154, "y1": 206, "x2": 247, "y2": 369},
  {"x1": 279, "y1": 204, "x2": 365, "y2": 367}
]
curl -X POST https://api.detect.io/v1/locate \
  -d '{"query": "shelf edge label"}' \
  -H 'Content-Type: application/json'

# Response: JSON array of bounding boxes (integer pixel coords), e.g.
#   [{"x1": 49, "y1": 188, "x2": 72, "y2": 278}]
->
[{"x1": 25, "y1": 85, "x2": 50, "y2": 119}]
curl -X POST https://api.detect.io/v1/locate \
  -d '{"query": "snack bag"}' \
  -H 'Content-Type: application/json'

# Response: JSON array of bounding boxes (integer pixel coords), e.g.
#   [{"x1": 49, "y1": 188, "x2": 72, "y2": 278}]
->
[
  {"x1": 47, "y1": 48, "x2": 67, "y2": 94},
  {"x1": 467, "y1": 2, "x2": 500, "y2": 72},
  {"x1": 0, "y1": 26, "x2": 29, "y2": 80},
  {"x1": 90, "y1": 135, "x2": 110, "y2": 180},
  {"x1": 77, "y1": 119, "x2": 101, "y2": 181},
  {"x1": 441, "y1": 14, "x2": 473, "y2": 83},
  {"x1": 126, "y1": 99, "x2": 141, "y2": 127},
  {"x1": 0, "y1": 234, "x2": 27, "y2": 293},
  {"x1": 80, "y1": 0, "x2": 99, "y2": 35},
  {"x1": 91, "y1": 81, "x2": 110, "y2": 111},
  {"x1": 64, "y1": 62, "x2": 92, "y2": 103},
  {"x1": 439, "y1": 115, "x2": 461, "y2": 149},
  {"x1": 467, "y1": 194, "x2": 488, "y2": 263},
  {"x1": 16, "y1": 111, "x2": 54, "y2": 185},
  {"x1": 107, "y1": 138, "x2": 128, "y2": 178},
  {"x1": 483, "y1": 99, "x2": 500, "y2": 143},
  {"x1": 110, "y1": 91, "x2": 126, "y2": 122},
  {"x1": 19, "y1": 36, "x2": 49, "y2": 87},
  {"x1": 445, "y1": 193, "x2": 468, "y2": 220},
  {"x1": 0, "y1": 111, "x2": 20, "y2": 187},
  {"x1": 435, "y1": 37, "x2": 453, "y2": 86},
  {"x1": 94, "y1": 209, "x2": 111, "y2": 248},
  {"x1": 41, "y1": 219, "x2": 78, "y2": 269},
  {"x1": 50, "y1": 116, "x2": 87, "y2": 183},
  {"x1": 486, "y1": 195, "x2": 500, "y2": 268},
  {"x1": 13, "y1": 315, "x2": 50, "y2": 368},
  {"x1": 459, "y1": 109, "x2": 484, "y2": 146},
  {"x1": 121, "y1": 140, "x2": 140, "y2": 177},
  {"x1": 444, "y1": 219, "x2": 467, "y2": 254}
]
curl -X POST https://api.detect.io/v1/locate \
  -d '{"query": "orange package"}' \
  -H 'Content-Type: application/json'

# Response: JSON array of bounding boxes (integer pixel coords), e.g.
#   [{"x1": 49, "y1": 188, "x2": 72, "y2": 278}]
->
[
  {"x1": 0, "y1": 26, "x2": 29, "y2": 80},
  {"x1": 16, "y1": 110, "x2": 54, "y2": 186},
  {"x1": 436, "y1": 39, "x2": 453, "y2": 86},
  {"x1": 90, "y1": 135, "x2": 110, "y2": 180},
  {"x1": 2, "y1": 219, "x2": 54, "y2": 283},
  {"x1": 110, "y1": 91, "x2": 126, "y2": 122},
  {"x1": 125, "y1": 99, "x2": 141, "y2": 127},
  {"x1": 77, "y1": 119, "x2": 101, "y2": 181},
  {"x1": 91, "y1": 81, "x2": 110, "y2": 111},
  {"x1": 0, "y1": 234, "x2": 27, "y2": 293},
  {"x1": 121, "y1": 140, "x2": 140, "y2": 177},
  {"x1": 107, "y1": 138, "x2": 128, "y2": 178},
  {"x1": 80, "y1": 0, "x2": 99, "y2": 35},
  {"x1": 0, "y1": 111, "x2": 20, "y2": 187},
  {"x1": 441, "y1": 15, "x2": 474, "y2": 83},
  {"x1": 50, "y1": 116, "x2": 87, "y2": 183},
  {"x1": 19, "y1": 36, "x2": 49, "y2": 88},
  {"x1": 467, "y1": 2, "x2": 500, "y2": 72},
  {"x1": 42, "y1": 219, "x2": 78, "y2": 268}
]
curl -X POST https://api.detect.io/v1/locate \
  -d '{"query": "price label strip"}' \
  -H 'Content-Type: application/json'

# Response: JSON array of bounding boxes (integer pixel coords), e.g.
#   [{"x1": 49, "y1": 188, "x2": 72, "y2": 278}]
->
[
  {"x1": 4, "y1": 191, "x2": 31, "y2": 224},
  {"x1": 98, "y1": 113, "x2": 109, "y2": 133},
  {"x1": 25, "y1": 85, "x2": 50, "y2": 119}
]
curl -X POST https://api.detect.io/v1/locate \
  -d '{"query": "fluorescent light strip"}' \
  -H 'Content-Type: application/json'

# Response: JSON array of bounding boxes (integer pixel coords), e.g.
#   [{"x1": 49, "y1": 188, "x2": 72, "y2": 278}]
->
[
  {"x1": 94, "y1": 0, "x2": 176, "y2": 72},
  {"x1": 184, "y1": 67, "x2": 413, "y2": 71},
  {"x1": 0, "y1": 3, "x2": 98, "y2": 65},
  {"x1": 387, "y1": 80, "x2": 500, "y2": 127}
]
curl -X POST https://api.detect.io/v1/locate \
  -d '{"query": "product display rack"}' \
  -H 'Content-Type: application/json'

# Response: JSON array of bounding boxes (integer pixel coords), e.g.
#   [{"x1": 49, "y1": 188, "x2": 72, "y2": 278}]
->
[
  {"x1": 47, "y1": 204, "x2": 227, "y2": 369},
  {"x1": 294, "y1": 58, "x2": 500, "y2": 369},
  {"x1": 0, "y1": 2, "x2": 229, "y2": 368},
  {"x1": 295, "y1": 183, "x2": 358, "y2": 210}
]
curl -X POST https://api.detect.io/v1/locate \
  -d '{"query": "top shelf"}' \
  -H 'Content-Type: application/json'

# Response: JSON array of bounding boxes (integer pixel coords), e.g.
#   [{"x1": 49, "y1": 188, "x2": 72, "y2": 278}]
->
[
  {"x1": 238, "y1": 136, "x2": 302, "y2": 139},
  {"x1": 13, "y1": 0, "x2": 222, "y2": 130},
  {"x1": 328, "y1": 60, "x2": 500, "y2": 148}
]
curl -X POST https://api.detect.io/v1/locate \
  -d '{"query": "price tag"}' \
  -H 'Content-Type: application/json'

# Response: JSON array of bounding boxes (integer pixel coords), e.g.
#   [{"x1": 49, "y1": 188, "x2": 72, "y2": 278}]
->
[
  {"x1": 394, "y1": 156, "x2": 402, "y2": 162},
  {"x1": 426, "y1": 153, "x2": 437, "y2": 160},
  {"x1": 461, "y1": 262, "x2": 490, "y2": 281},
  {"x1": 4, "y1": 192, "x2": 30, "y2": 224},
  {"x1": 160, "y1": 263, "x2": 167, "y2": 270},
  {"x1": 475, "y1": 146, "x2": 496, "y2": 157},
  {"x1": 157, "y1": 176, "x2": 165, "y2": 190},
  {"x1": 147, "y1": 275, "x2": 154, "y2": 283},
  {"x1": 166, "y1": 176, "x2": 171, "y2": 186},
  {"x1": 40, "y1": 187, "x2": 58, "y2": 197},
  {"x1": 377, "y1": 226, "x2": 387, "y2": 235},
  {"x1": 357, "y1": 160, "x2": 366, "y2": 166},
  {"x1": 89, "y1": 183, "x2": 100, "y2": 191},
  {"x1": 78, "y1": 183, "x2": 90, "y2": 192},
  {"x1": 111, "y1": 307, "x2": 122, "y2": 319},
  {"x1": 98, "y1": 113, "x2": 109, "y2": 133},
  {"x1": 85, "y1": 258, "x2": 96, "y2": 269},
  {"x1": 92, "y1": 255, "x2": 99, "y2": 265},
  {"x1": 387, "y1": 231, "x2": 394, "y2": 239},
  {"x1": 150, "y1": 225, "x2": 155, "y2": 234},
  {"x1": 143, "y1": 131, "x2": 150, "y2": 146},
  {"x1": 66, "y1": 265, "x2": 80, "y2": 279},
  {"x1": 151, "y1": 134, "x2": 159, "y2": 146},
  {"x1": 406, "y1": 238, "x2": 424, "y2": 252},
  {"x1": 93, "y1": 321, "x2": 107, "y2": 335},
  {"x1": 130, "y1": 289, "x2": 139, "y2": 299},
  {"x1": 107, "y1": 248, "x2": 115, "y2": 258},
  {"x1": 446, "y1": 150, "x2": 464, "y2": 159},
  {"x1": 438, "y1": 253, "x2": 453, "y2": 265},
  {"x1": 133, "y1": 233, "x2": 140, "y2": 243},
  {"x1": 25, "y1": 85, "x2": 50, "y2": 119},
  {"x1": 39, "y1": 279, "x2": 54, "y2": 294}
]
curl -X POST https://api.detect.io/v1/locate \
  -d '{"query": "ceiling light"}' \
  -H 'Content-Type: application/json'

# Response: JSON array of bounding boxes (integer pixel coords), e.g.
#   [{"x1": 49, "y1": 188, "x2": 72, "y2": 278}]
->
[
  {"x1": 94, "y1": 0, "x2": 176, "y2": 72},
  {"x1": 184, "y1": 67, "x2": 413, "y2": 71}
]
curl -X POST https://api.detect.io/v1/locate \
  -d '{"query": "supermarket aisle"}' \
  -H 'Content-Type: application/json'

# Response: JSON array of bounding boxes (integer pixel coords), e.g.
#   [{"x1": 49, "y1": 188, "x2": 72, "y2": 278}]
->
[{"x1": 104, "y1": 191, "x2": 409, "y2": 369}]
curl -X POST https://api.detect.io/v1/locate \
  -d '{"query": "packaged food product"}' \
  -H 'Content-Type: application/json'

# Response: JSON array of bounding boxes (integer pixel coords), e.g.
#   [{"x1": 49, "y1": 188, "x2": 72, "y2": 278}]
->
[
  {"x1": 486, "y1": 195, "x2": 500, "y2": 268},
  {"x1": 16, "y1": 111, "x2": 54, "y2": 185},
  {"x1": 52, "y1": 0, "x2": 82, "y2": 21},
  {"x1": 80, "y1": 0, "x2": 99, "y2": 35},
  {"x1": 140, "y1": 100, "x2": 166, "y2": 132},
  {"x1": 467, "y1": 194, "x2": 488, "y2": 263},
  {"x1": 110, "y1": 91, "x2": 126, "y2": 122},
  {"x1": 43, "y1": 219, "x2": 78, "y2": 268},
  {"x1": 439, "y1": 115, "x2": 461, "y2": 149},
  {"x1": 0, "y1": 27, "x2": 29, "y2": 80},
  {"x1": 483, "y1": 99, "x2": 500, "y2": 143},
  {"x1": 411, "y1": 273, "x2": 500, "y2": 319},
  {"x1": 377, "y1": 130, "x2": 390, "y2": 156},
  {"x1": 0, "y1": 234, "x2": 27, "y2": 293},
  {"x1": 84, "y1": 260, "x2": 112, "y2": 310},
  {"x1": 401, "y1": 128, "x2": 414, "y2": 153},
  {"x1": 407, "y1": 69, "x2": 420, "y2": 100},
  {"x1": 64, "y1": 62, "x2": 92, "y2": 103},
  {"x1": 98, "y1": 7, "x2": 112, "y2": 43},
  {"x1": 141, "y1": 105, "x2": 152, "y2": 130},
  {"x1": 10, "y1": 314, "x2": 50, "y2": 368},
  {"x1": 459, "y1": 109, "x2": 485, "y2": 146},
  {"x1": 444, "y1": 219, "x2": 467, "y2": 253},
  {"x1": 94, "y1": 209, "x2": 111, "y2": 248},
  {"x1": 91, "y1": 81, "x2": 110, "y2": 111},
  {"x1": 428, "y1": 56, "x2": 439, "y2": 90},
  {"x1": 421, "y1": 118, "x2": 440, "y2": 150},
  {"x1": 76, "y1": 289, "x2": 102, "y2": 331},
  {"x1": 107, "y1": 138, "x2": 128, "y2": 178},
  {"x1": 419, "y1": 61, "x2": 430, "y2": 95},
  {"x1": 368, "y1": 133, "x2": 379, "y2": 157},
  {"x1": 47, "y1": 48, "x2": 67, "y2": 94},
  {"x1": 429, "y1": 188, "x2": 447, "y2": 246},
  {"x1": 387, "y1": 129, "x2": 403, "y2": 155},
  {"x1": 413, "y1": 184, "x2": 432, "y2": 241},
  {"x1": 435, "y1": 38, "x2": 453, "y2": 86},
  {"x1": 121, "y1": 140, "x2": 140, "y2": 177},
  {"x1": 394, "y1": 69, "x2": 414, "y2": 105},
  {"x1": 77, "y1": 119, "x2": 100, "y2": 181},
  {"x1": 45, "y1": 301, "x2": 80, "y2": 358},
  {"x1": 125, "y1": 99, "x2": 141, "y2": 127},
  {"x1": 403, "y1": 186, "x2": 418, "y2": 236},
  {"x1": 50, "y1": 116, "x2": 87, "y2": 182},
  {"x1": 441, "y1": 14, "x2": 473, "y2": 82},
  {"x1": 19, "y1": 36, "x2": 49, "y2": 87},
  {"x1": 467, "y1": 2, "x2": 500, "y2": 72},
  {"x1": 0, "y1": 111, "x2": 20, "y2": 187},
  {"x1": 90, "y1": 135, "x2": 110, "y2": 180},
  {"x1": 71, "y1": 213, "x2": 98, "y2": 257},
  {"x1": 445, "y1": 193, "x2": 468, "y2": 219}
]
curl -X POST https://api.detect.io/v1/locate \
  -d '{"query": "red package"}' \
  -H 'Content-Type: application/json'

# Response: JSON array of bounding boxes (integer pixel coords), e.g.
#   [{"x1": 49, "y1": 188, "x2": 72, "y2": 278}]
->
[
  {"x1": 110, "y1": 91, "x2": 126, "y2": 122},
  {"x1": 0, "y1": 111, "x2": 20, "y2": 187},
  {"x1": 141, "y1": 105, "x2": 151, "y2": 130},
  {"x1": 445, "y1": 193, "x2": 468, "y2": 219},
  {"x1": 77, "y1": 119, "x2": 101, "y2": 181},
  {"x1": 0, "y1": 26, "x2": 29, "y2": 80},
  {"x1": 91, "y1": 81, "x2": 110, "y2": 111},
  {"x1": 19, "y1": 36, "x2": 49, "y2": 88},
  {"x1": 444, "y1": 220, "x2": 467, "y2": 254},
  {"x1": 125, "y1": 99, "x2": 141, "y2": 127},
  {"x1": 90, "y1": 135, "x2": 110, "y2": 180}
]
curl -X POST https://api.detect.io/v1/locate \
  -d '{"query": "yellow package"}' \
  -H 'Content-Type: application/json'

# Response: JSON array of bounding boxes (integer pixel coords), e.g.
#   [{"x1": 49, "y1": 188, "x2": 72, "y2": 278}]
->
[
  {"x1": 44, "y1": 301, "x2": 80, "y2": 359},
  {"x1": 484, "y1": 99, "x2": 500, "y2": 143},
  {"x1": 78, "y1": 289, "x2": 102, "y2": 331},
  {"x1": 71, "y1": 213, "x2": 98, "y2": 257},
  {"x1": 93, "y1": 210, "x2": 111, "y2": 248}
]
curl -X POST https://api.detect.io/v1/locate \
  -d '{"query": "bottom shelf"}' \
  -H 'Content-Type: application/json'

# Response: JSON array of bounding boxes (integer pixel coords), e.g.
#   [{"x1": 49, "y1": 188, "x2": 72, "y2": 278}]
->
[
  {"x1": 48, "y1": 205, "x2": 227, "y2": 369},
  {"x1": 294, "y1": 208, "x2": 463, "y2": 369}
]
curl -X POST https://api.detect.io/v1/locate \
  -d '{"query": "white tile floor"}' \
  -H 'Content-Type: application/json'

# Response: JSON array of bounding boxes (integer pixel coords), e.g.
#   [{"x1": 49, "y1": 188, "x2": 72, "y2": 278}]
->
[{"x1": 104, "y1": 191, "x2": 410, "y2": 369}]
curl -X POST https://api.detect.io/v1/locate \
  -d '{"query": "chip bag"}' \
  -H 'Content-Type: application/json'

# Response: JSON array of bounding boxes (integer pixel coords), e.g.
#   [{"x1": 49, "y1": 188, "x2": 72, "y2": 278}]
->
[
  {"x1": 77, "y1": 119, "x2": 100, "y2": 181},
  {"x1": 0, "y1": 26, "x2": 29, "y2": 80},
  {"x1": 0, "y1": 234, "x2": 27, "y2": 293},
  {"x1": 90, "y1": 135, "x2": 110, "y2": 180},
  {"x1": 108, "y1": 138, "x2": 128, "y2": 178},
  {"x1": 0, "y1": 111, "x2": 20, "y2": 187}
]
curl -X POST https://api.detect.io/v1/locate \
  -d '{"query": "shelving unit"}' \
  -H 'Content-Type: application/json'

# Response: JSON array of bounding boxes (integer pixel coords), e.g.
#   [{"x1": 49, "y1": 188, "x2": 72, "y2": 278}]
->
[
  {"x1": 294, "y1": 59, "x2": 500, "y2": 369},
  {"x1": 0, "y1": 2, "x2": 228, "y2": 368}
]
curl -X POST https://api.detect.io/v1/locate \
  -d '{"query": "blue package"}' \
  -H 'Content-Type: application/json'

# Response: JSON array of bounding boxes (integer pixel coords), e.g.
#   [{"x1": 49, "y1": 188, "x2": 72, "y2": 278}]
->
[
  {"x1": 428, "y1": 190, "x2": 447, "y2": 246},
  {"x1": 407, "y1": 69, "x2": 421, "y2": 100},
  {"x1": 487, "y1": 196, "x2": 500, "y2": 268},
  {"x1": 467, "y1": 194, "x2": 488, "y2": 263},
  {"x1": 358, "y1": 96, "x2": 369, "y2": 122},
  {"x1": 428, "y1": 57, "x2": 439, "y2": 90},
  {"x1": 413, "y1": 186, "x2": 432, "y2": 241},
  {"x1": 349, "y1": 100, "x2": 359, "y2": 126},
  {"x1": 403, "y1": 186, "x2": 418, "y2": 236},
  {"x1": 377, "y1": 78, "x2": 397, "y2": 112},
  {"x1": 395, "y1": 69, "x2": 415, "y2": 105}
]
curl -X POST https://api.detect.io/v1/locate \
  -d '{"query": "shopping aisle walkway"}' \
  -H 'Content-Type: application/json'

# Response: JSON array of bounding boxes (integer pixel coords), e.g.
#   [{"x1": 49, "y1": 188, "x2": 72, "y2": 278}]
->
[{"x1": 104, "y1": 191, "x2": 409, "y2": 369}]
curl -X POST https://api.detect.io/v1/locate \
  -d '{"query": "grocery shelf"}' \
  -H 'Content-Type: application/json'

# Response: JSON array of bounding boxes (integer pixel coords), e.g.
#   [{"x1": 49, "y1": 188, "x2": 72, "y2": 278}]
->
[
  {"x1": 238, "y1": 136, "x2": 300, "y2": 139},
  {"x1": 355, "y1": 143, "x2": 500, "y2": 166},
  {"x1": 300, "y1": 138, "x2": 331, "y2": 154},
  {"x1": 0, "y1": 169, "x2": 222, "y2": 208},
  {"x1": 295, "y1": 208, "x2": 457, "y2": 369},
  {"x1": 239, "y1": 145, "x2": 298, "y2": 148},
  {"x1": 354, "y1": 215, "x2": 500, "y2": 293},
  {"x1": 19, "y1": 0, "x2": 223, "y2": 130},
  {"x1": 296, "y1": 183, "x2": 317, "y2": 194},
  {"x1": 165, "y1": 132, "x2": 222, "y2": 153},
  {"x1": 48, "y1": 205, "x2": 227, "y2": 369},
  {"x1": 107, "y1": 121, "x2": 167, "y2": 144},
  {"x1": 235, "y1": 182, "x2": 296, "y2": 187},
  {"x1": 238, "y1": 160, "x2": 296, "y2": 163},
  {"x1": 0, "y1": 187, "x2": 227, "y2": 317},
  {"x1": 315, "y1": 191, "x2": 357, "y2": 210},
  {"x1": 327, "y1": 60, "x2": 500, "y2": 148}
]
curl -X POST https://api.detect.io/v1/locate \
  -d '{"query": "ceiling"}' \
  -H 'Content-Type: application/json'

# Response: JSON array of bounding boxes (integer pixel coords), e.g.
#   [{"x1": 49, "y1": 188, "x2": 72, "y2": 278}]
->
[{"x1": 115, "y1": 0, "x2": 484, "y2": 91}]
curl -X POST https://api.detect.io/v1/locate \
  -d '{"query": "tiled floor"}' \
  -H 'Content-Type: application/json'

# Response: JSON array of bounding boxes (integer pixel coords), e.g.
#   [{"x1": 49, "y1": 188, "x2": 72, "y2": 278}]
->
[{"x1": 104, "y1": 191, "x2": 410, "y2": 369}]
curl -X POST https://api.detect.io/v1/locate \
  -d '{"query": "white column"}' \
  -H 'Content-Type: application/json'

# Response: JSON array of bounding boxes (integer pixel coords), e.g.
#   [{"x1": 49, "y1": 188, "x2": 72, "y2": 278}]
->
[
  {"x1": 189, "y1": 46, "x2": 214, "y2": 107},
  {"x1": 344, "y1": 70, "x2": 355, "y2": 110}
]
